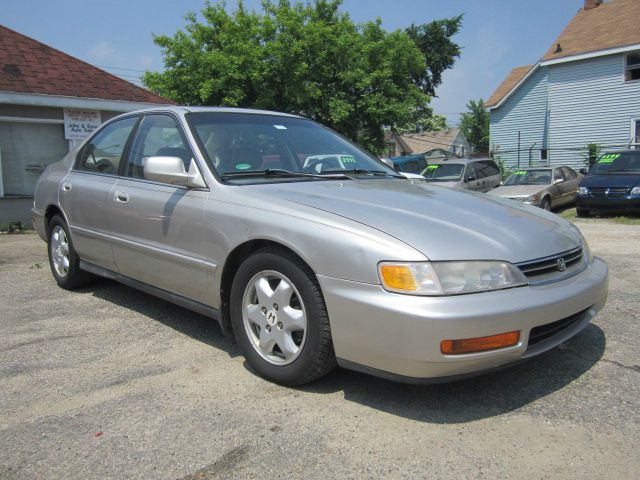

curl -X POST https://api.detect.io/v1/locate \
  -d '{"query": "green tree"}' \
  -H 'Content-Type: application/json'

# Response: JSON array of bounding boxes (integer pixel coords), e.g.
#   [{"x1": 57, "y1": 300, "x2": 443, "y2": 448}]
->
[
  {"x1": 143, "y1": 0, "x2": 462, "y2": 153},
  {"x1": 459, "y1": 98, "x2": 490, "y2": 154}
]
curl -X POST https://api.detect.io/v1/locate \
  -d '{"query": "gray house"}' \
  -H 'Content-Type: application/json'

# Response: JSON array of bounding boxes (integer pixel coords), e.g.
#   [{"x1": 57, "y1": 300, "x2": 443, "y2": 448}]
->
[{"x1": 486, "y1": 0, "x2": 640, "y2": 170}]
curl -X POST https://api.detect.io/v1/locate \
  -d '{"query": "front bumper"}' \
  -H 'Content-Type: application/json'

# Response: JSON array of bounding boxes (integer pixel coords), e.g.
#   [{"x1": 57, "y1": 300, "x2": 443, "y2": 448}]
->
[
  {"x1": 577, "y1": 195, "x2": 640, "y2": 214},
  {"x1": 318, "y1": 257, "x2": 608, "y2": 381}
]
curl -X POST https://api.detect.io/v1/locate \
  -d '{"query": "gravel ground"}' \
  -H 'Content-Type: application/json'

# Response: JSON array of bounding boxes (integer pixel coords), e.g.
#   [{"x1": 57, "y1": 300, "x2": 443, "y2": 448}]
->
[{"x1": 0, "y1": 220, "x2": 639, "y2": 479}]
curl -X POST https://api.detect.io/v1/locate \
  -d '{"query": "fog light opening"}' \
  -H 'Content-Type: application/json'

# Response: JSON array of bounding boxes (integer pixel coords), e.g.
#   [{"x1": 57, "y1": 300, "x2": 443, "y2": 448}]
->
[{"x1": 440, "y1": 331, "x2": 520, "y2": 355}]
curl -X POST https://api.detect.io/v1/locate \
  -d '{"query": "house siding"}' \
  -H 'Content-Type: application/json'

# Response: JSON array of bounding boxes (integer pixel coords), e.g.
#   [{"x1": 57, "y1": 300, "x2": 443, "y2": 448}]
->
[
  {"x1": 548, "y1": 53, "x2": 640, "y2": 167},
  {"x1": 490, "y1": 67, "x2": 549, "y2": 169}
]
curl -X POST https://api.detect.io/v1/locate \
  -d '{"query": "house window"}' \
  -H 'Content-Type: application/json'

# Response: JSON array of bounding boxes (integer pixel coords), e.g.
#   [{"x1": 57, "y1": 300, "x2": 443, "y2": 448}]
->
[
  {"x1": 540, "y1": 148, "x2": 548, "y2": 162},
  {"x1": 625, "y1": 52, "x2": 640, "y2": 81}
]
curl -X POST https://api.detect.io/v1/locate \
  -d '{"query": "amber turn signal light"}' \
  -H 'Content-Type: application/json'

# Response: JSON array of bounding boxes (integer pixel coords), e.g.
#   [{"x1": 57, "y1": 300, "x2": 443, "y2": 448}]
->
[{"x1": 440, "y1": 331, "x2": 520, "y2": 355}]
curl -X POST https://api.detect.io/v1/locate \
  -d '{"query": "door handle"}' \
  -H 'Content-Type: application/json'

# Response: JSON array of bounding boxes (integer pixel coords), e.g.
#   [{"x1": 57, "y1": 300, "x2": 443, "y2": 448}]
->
[
  {"x1": 62, "y1": 182, "x2": 72, "y2": 192},
  {"x1": 114, "y1": 191, "x2": 130, "y2": 203}
]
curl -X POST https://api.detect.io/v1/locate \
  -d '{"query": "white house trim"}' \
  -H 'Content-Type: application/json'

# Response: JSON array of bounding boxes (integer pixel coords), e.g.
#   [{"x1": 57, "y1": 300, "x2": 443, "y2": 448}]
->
[
  {"x1": 0, "y1": 91, "x2": 172, "y2": 112},
  {"x1": 0, "y1": 115, "x2": 64, "y2": 124},
  {"x1": 540, "y1": 43, "x2": 640, "y2": 67},
  {"x1": 487, "y1": 63, "x2": 541, "y2": 111}
]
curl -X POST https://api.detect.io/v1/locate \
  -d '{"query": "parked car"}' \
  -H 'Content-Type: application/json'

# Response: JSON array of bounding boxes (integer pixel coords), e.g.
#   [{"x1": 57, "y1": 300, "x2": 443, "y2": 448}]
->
[
  {"x1": 389, "y1": 153, "x2": 428, "y2": 174},
  {"x1": 488, "y1": 166, "x2": 581, "y2": 210},
  {"x1": 576, "y1": 150, "x2": 640, "y2": 217},
  {"x1": 33, "y1": 107, "x2": 608, "y2": 385},
  {"x1": 420, "y1": 157, "x2": 501, "y2": 192}
]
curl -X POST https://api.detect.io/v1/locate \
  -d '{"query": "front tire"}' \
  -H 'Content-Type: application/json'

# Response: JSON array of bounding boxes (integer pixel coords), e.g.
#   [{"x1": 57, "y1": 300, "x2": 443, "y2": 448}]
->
[
  {"x1": 230, "y1": 249, "x2": 336, "y2": 385},
  {"x1": 47, "y1": 215, "x2": 93, "y2": 289},
  {"x1": 540, "y1": 196, "x2": 551, "y2": 211}
]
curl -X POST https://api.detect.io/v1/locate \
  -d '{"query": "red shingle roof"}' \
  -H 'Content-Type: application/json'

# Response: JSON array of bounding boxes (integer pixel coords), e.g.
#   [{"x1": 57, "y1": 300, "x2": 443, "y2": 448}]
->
[{"x1": 0, "y1": 24, "x2": 173, "y2": 104}]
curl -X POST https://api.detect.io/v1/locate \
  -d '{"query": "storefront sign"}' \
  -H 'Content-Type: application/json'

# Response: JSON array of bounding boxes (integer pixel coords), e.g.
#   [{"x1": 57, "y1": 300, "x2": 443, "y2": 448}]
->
[{"x1": 63, "y1": 109, "x2": 101, "y2": 140}]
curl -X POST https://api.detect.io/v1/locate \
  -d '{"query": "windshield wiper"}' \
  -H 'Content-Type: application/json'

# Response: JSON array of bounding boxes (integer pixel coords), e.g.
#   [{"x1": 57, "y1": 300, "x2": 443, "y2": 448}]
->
[
  {"x1": 319, "y1": 168, "x2": 402, "y2": 178},
  {"x1": 220, "y1": 168, "x2": 349, "y2": 180}
]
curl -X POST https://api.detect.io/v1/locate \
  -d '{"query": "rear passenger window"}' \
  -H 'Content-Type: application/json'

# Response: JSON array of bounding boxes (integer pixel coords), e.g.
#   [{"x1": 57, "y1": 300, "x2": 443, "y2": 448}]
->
[
  {"x1": 475, "y1": 161, "x2": 500, "y2": 178},
  {"x1": 76, "y1": 116, "x2": 138, "y2": 175},
  {"x1": 562, "y1": 167, "x2": 577, "y2": 180}
]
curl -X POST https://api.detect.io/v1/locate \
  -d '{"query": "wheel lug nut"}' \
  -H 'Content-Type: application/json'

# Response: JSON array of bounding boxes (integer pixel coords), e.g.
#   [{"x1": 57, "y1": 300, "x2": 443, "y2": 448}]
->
[
  {"x1": 277, "y1": 322, "x2": 283, "y2": 330},
  {"x1": 261, "y1": 307, "x2": 267, "y2": 314},
  {"x1": 273, "y1": 304, "x2": 278, "y2": 311},
  {"x1": 265, "y1": 325, "x2": 271, "y2": 332}
]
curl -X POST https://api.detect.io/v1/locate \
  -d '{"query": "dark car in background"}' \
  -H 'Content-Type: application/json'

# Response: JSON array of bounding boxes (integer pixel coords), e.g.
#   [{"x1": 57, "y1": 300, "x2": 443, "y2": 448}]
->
[
  {"x1": 576, "y1": 150, "x2": 640, "y2": 217},
  {"x1": 389, "y1": 153, "x2": 428, "y2": 174}
]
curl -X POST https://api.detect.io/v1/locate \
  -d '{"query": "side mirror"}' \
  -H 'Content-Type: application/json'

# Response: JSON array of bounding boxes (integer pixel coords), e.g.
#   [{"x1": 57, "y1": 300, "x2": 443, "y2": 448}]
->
[
  {"x1": 554, "y1": 178, "x2": 564, "y2": 184},
  {"x1": 143, "y1": 156, "x2": 206, "y2": 188},
  {"x1": 579, "y1": 168, "x2": 588, "y2": 175},
  {"x1": 380, "y1": 157, "x2": 394, "y2": 169},
  {"x1": 465, "y1": 175, "x2": 476, "y2": 182}
]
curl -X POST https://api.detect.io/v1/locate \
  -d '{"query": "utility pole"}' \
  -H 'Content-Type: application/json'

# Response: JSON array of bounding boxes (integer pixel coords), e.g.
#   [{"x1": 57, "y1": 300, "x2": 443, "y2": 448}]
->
[{"x1": 517, "y1": 131, "x2": 521, "y2": 169}]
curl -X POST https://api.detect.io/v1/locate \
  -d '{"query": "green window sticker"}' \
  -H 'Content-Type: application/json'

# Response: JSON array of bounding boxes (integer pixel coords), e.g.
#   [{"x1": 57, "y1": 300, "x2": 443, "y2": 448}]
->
[
  {"x1": 235, "y1": 163, "x2": 252, "y2": 170},
  {"x1": 514, "y1": 170, "x2": 527, "y2": 175},
  {"x1": 340, "y1": 155, "x2": 356, "y2": 164},
  {"x1": 425, "y1": 164, "x2": 439, "y2": 171},
  {"x1": 597, "y1": 153, "x2": 620, "y2": 164}
]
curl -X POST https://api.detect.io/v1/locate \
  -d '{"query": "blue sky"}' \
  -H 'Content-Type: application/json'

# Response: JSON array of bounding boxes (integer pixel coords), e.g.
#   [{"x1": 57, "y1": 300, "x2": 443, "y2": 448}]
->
[{"x1": 3, "y1": 0, "x2": 584, "y2": 124}]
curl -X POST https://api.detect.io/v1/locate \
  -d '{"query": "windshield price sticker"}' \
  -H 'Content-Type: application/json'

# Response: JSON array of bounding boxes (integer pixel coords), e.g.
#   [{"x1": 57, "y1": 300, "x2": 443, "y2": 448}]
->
[
  {"x1": 425, "y1": 165, "x2": 439, "y2": 171},
  {"x1": 598, "y1": 153, "x2": 620, "y2": 164},
  {"x1": 340, "y1": 155, "x2": 356, "y2": 164},
  {"x1": 514, "y1": 170, "x2": 528, "y2": 175}
]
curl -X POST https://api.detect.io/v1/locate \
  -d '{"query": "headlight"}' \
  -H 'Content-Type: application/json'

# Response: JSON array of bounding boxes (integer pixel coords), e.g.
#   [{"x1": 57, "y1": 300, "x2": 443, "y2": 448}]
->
[
  {"x1": 379, "y1": 261, "x2": 528, "y2": 296},
  {"x1": 526, "y1": 195, "x2": 536, "y2": 202},
  {"x1": 631, "y1": 186, "x2": 640, "y2": 195},
  {"x1": 578, "y1": 186, "x2": 589, "y2": 195}
]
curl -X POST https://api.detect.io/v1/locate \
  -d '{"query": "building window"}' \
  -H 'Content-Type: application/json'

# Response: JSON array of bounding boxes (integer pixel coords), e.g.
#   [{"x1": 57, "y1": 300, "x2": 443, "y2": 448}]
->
[
  {"x1": 540, "y1": 148, "x2": 548, "y2": 162},
  {"x1": 625, "y1": 52, "x2": 640, "y2": 81}
]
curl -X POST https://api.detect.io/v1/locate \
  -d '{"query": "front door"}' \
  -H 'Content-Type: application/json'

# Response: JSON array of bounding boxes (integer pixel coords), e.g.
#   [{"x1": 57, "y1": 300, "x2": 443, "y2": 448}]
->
[
  {"x1": 59, "y1": 116, "x2": 139, "y2": 270},
  {"x1": 109, "y1": 114, "x2": 213, "y2": 305}
]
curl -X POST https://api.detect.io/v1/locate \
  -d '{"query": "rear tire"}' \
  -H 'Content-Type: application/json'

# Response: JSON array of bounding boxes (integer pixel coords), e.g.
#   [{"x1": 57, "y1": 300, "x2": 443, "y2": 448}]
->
[
  {"x1": 230, "y1": 249, "x2": 336, "y2": 385},
  {"x1": 47, "y1": 215, "x2": 93, "y2": 290},
  {"x1": 576, "y1": 208, "x2": 590, "y2": 218}
]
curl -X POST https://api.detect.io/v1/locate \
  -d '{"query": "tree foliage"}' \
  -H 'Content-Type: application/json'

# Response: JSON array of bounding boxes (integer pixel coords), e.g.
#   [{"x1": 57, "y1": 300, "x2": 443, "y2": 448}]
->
[
  {"x1": 143, "y1": 0, "x2": 461, "y2": 153},
  {"x1": 459, "y1": 99, "x2": 489, "y2": 154}
]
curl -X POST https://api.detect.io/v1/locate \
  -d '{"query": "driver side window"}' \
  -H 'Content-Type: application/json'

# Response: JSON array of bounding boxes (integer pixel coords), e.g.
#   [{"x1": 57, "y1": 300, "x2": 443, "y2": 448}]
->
[{"x1": 76, "y1": 116, "x2": 138, "y2": 175}]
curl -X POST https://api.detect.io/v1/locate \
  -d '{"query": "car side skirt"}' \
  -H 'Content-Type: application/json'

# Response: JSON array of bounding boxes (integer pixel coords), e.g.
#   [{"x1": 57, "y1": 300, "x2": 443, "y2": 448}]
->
[{"x1": 79, "y1": 260, "x2": 224, "y2": 333}]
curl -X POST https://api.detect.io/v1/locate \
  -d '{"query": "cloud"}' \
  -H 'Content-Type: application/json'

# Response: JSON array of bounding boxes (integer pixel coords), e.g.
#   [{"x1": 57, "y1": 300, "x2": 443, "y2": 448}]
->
[{"x1": 88, "y1": 41, "x2": 117, "y2": 61}]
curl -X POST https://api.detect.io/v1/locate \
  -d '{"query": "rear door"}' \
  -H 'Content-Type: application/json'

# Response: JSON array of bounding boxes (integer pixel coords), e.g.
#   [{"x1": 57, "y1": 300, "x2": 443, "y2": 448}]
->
[
  {"x1": 59, "y1": 116, "x2": 139, "y2": 270},
  {"x1": 560, "y1": 167, "x2": 580, "y2": 204},
  {"x1": 108, "y1": 113, "x2": 213, "y2": 305},
  {"x1": 463, "y1": 163, "x2": 484, "y2": 191},
  {"x1": 478, "y1": 160, "x2": 502, "y2": 190}
]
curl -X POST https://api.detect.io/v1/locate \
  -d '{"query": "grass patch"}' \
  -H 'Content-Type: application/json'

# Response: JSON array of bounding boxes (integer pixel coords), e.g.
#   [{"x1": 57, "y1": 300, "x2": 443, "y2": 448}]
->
[{"x1": 557, "y1": 208, "x2": 640, "y2": 225}]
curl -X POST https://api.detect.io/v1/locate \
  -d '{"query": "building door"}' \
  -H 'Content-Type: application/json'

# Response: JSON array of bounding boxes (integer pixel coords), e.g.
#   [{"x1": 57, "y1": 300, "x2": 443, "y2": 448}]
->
[{"x1": 0, "y1": 121, "x2": 68, "y2": 197}]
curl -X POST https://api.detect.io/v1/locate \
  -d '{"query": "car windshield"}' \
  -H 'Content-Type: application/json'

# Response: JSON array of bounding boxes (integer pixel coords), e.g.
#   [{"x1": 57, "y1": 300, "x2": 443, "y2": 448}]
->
[
  {"x1": 186, "y1": 112, "x2": 399, "y2": 183},
  {"x1": 421, "y1": 163, "x2": 464, "y2": 181},
  {"x1": 504, "y1": 169, "x2": 552, "y2": 186},
  {"x1": 589, "y1": 151, "x2": 640, "y2": 174}
]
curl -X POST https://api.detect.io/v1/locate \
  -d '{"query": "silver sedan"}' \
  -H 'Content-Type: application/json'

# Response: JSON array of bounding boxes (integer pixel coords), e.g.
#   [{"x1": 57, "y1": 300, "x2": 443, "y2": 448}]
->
[
  {"x1": 33, "y1": 107, "x2": 608, "y2": 385},
  {"x1": 489, "y1": 166, "x2": 582, "y2": 210}
]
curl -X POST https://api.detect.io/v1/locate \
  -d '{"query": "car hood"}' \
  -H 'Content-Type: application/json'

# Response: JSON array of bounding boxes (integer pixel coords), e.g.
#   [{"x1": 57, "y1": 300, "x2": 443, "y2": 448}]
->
[
  {"x1": 581, "y1": 173, "x2": 640, "y2": 188},
  {"x1": 488, "y1": 185, "x2": 546, "y2": 197},
  {"x1": 251, "y1": 179, "x2": 580, "y2": 263}
]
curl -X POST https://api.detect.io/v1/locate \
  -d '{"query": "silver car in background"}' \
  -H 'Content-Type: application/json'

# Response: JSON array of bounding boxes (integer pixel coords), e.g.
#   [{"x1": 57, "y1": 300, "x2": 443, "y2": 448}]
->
[
  {"x1": 421, "y1": 157, "x2": 502, "y2": 192},
  {"x1": 33, "y1": 107, "x2": 608, "y2": 385},
  {"x1": 489, "y1": 166, "x2": 582, "y2": 210}
]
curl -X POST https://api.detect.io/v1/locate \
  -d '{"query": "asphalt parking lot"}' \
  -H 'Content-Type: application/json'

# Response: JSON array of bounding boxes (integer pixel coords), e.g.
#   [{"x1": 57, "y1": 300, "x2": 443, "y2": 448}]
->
[{"x1": 1, "y1": 220, "x2": 639, "y2": 480}]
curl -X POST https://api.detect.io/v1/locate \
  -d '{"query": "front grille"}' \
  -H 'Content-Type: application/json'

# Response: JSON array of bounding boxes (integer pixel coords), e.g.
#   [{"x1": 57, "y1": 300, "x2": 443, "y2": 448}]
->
[
  {"x1": 517, "y1": 247, "x2": 584, "y2": 284},
  {"x1": 590, "y1": 187, "x2": 629, "y2": 198},
  {"x1": 528, "y1": 310, "x2": 586, "y2": 347}
]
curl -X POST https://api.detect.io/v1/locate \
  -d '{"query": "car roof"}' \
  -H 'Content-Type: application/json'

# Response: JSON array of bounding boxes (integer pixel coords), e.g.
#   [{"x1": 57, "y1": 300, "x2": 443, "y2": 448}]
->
[
  {"x1": 118, "y1": 106, "x2": 303, "y2": 119},
  {"x1": 427, "y1": 157, "x2": 492, "y2": 165}
]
